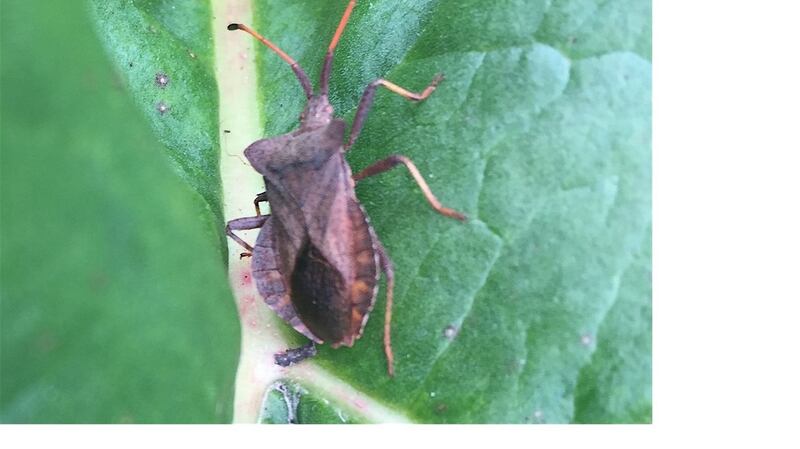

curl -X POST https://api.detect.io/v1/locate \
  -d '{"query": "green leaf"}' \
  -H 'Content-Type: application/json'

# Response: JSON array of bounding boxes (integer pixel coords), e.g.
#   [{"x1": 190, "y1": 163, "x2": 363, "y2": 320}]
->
[
  {"x1": 86, "y1": 0, "x2": 222, "y2": 217},
  {"x1": 1, "y1": 0, "x2": 651, "y2": 423},
  {"x1": 0, "y1": 1, "x2": 238, "y2": 423},
  {"x1": 573, "y1": 228, "x2": 652, "y2": 423}
]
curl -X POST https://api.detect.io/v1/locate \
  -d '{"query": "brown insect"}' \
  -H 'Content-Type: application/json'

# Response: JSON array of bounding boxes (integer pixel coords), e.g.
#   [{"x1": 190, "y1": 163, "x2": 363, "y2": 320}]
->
[{"x1": 225, "y1": 0, "x2": 464, "y2": 376}]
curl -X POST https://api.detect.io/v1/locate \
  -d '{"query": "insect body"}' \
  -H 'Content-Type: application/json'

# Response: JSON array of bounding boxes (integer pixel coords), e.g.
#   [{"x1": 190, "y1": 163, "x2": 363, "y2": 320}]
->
[{"x1": 225, "y1": 0, "x2": 464, "y2": 376}]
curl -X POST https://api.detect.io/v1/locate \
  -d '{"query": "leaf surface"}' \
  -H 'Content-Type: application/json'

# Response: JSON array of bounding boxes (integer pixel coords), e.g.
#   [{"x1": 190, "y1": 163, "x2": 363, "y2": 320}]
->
[
  {"x1": 0, "y1": 0, "x2": 238, "y2": 423},
  {"x1": 1, "y1": 0, "x2": 651, "y2": 423}
]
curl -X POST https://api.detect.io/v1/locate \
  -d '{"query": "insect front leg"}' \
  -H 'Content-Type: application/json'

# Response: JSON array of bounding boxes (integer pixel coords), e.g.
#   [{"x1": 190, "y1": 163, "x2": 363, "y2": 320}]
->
[
  {"x1": 354, "y1": 155, "x2": 466, "y2": 221},
  {"x1": 375, "y1": 240, "x2": 396, "y2": 377},
  {"x1": 346, "y1": 74, "x2": 444, "y2": 149},
  {"x1": 225, "y1": 215, "x2": 270, "y2": 258},
  {"x1": 253, "y1": 191, "x2": 268, "y2": 216}
]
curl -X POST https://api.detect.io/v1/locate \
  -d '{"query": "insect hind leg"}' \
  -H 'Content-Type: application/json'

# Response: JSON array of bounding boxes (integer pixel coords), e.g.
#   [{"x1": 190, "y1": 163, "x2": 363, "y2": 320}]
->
[
  {"x1": 274, "y1": 341, "x2": 317, "y2": 367},
  {"x1": 375, "y1": 240, "x2": 396, "y2": 377}
]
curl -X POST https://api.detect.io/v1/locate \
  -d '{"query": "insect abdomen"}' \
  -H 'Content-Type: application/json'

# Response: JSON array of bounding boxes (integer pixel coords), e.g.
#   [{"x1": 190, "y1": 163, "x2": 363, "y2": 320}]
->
[{"x1": 290, "y1": 241, "x2": 350, "y2": 343}]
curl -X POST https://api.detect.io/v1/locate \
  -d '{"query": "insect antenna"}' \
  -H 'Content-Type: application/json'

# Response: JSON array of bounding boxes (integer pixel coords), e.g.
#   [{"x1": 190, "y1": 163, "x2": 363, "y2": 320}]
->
[
  {"x1": 227, "y1": 23, "x2": 314, "y2": 99},
  {"x1": 320, "y1": 0, "x2": 357, "y2": 96}
]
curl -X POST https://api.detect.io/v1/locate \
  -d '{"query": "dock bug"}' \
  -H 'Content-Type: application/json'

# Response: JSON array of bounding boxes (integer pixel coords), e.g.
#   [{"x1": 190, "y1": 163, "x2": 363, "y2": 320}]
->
[{"x1": 225, "y1": 0, "x2": 465, "y2": 376}]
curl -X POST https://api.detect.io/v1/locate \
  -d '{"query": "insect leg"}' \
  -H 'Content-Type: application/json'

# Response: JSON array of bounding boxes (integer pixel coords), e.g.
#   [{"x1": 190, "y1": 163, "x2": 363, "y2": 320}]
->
[
  {"x1": 320, "y1": 0, "x2": 357, "y2": 96},
  {"x1": 253, "y1": 191, "x2": 268, "y2": 216},
  {"x1": 346, "y1": 74, "x2": 444, "y2": 149},
  {"x1": 227, "y1": 24, "x2": 313, "y2": 99},
  {"x1": 225, "y1": 215, "x2": 270, "y2": 258},
  {"x1": 375, "y1": 239, "x2": 396, "y2": 377},
  {"x1": 354, "y1": 155, "x2": 466, "y2": 221},
  {"x1": 274, "y1": 341, "x2": 317, "y2": 367}
]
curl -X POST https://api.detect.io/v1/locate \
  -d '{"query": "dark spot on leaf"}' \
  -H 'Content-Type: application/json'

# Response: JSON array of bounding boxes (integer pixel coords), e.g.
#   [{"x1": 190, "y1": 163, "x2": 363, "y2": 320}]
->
[{"x1": 155, "y1": 72, "x2": 169, "y2": 88}]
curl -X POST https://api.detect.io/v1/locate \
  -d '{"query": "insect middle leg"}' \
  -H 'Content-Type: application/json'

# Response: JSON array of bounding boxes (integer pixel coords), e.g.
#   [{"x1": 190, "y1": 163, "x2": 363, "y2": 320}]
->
[
  {"x1": 354, "y1": 155, "x2": 466, "y2": 221},
  {"x1": 225, "y1": 215, "x2": 270, "y2": 258},
  {"x1": 346, "y1": 74, "x2": 444, "y2": 149}
]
